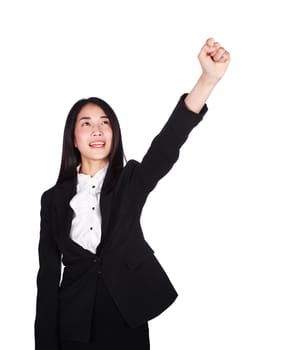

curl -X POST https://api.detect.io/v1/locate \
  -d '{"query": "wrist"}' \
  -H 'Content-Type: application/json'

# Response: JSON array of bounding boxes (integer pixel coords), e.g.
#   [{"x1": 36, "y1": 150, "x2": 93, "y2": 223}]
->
[{"x1": 199, "y1": 73, "x2": 220, "y2": 87}]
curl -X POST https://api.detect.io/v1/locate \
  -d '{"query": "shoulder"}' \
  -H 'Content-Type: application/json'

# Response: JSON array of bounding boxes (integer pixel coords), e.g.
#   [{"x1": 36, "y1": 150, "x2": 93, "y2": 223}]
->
[
  {"x1": 40, "y1": 179, "x2": 68, "y2": 201},
  {"x1": 40, "y1": 185, "x2": 56, "y2": 206},
  {"x1": 41, "y1": 177, "x2": 76, "y2": 203},
  {"x1": 110, "y1": 160, "x2": 141, "y2": 192},
  {"x1": 121, "y1": 159, "x2": 141, "y2": 180},
  {"x1": 124, "y1": 159, "x2": 140, "y2": 171}
]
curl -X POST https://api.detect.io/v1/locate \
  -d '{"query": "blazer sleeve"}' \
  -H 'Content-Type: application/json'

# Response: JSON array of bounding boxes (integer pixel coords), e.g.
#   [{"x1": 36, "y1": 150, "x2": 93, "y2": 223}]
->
[
  {"x1": 135, "y1": 93, "x2": 208, "y2": 193},
  {"x1": 34, "y1": 190, "x2": 62, "y2": 350}
]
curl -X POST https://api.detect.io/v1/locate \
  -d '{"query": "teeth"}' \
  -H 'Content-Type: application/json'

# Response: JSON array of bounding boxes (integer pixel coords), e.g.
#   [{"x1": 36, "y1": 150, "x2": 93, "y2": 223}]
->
[{"x1": 90, "y1": 141, "x2": 105, "y2": 146}]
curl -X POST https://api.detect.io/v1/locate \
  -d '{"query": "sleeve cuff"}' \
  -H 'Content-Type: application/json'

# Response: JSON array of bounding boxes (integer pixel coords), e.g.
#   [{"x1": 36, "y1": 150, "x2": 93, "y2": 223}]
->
[{"x1": 179, "y1": 93, "x2": 208, "y2": 121}]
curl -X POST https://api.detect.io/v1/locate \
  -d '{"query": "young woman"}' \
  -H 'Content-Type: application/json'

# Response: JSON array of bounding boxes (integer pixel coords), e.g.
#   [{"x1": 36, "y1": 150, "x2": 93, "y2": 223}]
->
[{"x1": 34, "y1": 38, "x2": 230, "y2": 350}]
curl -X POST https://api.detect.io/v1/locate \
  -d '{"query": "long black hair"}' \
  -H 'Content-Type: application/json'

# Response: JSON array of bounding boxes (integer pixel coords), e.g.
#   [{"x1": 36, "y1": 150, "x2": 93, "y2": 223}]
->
[{"x1": 56, "y1": 97, "x2": 125, "y2": 185}]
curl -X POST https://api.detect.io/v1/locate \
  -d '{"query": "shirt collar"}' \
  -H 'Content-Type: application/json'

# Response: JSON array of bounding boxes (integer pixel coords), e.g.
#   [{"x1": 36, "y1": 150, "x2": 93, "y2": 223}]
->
[{"x1": 76, "y1": 162, "x2": 109, "y2": 193}]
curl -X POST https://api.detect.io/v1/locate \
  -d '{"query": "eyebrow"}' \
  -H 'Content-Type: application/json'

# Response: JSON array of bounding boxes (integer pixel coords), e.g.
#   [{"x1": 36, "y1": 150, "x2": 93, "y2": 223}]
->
[{"x1": 78, "y1": 115, "x2": 109, "y2": 121}]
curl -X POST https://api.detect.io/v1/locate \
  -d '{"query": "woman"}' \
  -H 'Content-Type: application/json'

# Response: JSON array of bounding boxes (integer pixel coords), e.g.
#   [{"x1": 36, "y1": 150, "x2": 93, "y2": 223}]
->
[{"x1": 34, "y1": 38, "x2": 230, "y2": 350}]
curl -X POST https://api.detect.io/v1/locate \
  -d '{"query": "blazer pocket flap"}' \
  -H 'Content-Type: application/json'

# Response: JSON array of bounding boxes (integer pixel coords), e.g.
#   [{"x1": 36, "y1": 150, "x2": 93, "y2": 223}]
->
[{"x1": 124, "y1": 240, "x2": 155, "y2": 270}]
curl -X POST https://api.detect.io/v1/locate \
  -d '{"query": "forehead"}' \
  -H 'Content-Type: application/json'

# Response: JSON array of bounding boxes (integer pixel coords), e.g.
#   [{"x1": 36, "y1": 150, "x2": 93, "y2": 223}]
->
[{"x1": 77, "y1": 103, "x2": 107, "y2": 118}]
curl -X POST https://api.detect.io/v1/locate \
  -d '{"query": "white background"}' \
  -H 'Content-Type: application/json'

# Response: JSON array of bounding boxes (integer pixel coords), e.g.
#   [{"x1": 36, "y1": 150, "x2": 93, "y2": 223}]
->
[{"x1": 1, "y1": 0, "x2": 282, "y2": 349}]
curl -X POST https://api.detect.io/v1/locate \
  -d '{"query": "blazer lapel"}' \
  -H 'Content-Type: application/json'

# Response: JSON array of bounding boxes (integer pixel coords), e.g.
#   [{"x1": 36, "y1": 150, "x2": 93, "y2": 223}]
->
[
  {"x1": 53, "y1": 177, "x2": 76, "y2": 241},
  {"x1": 96, "y1": 166, "x2": 116, "y2": 254}
]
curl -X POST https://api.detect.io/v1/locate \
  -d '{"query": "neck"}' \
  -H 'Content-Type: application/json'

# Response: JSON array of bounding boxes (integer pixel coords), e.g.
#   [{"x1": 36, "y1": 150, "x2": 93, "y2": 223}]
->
[{"x1": 79, "y1": 160, "x2": 108, "y2": 176}]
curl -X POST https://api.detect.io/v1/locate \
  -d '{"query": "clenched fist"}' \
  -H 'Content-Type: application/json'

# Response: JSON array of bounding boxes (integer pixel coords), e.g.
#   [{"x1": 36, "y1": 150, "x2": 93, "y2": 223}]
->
[
  {"x1": 184, "y1": 38, "x2": 230, "y2": 113},
  {"x1": 198, "y1": 38, "x2": 230, "y2": 82}
]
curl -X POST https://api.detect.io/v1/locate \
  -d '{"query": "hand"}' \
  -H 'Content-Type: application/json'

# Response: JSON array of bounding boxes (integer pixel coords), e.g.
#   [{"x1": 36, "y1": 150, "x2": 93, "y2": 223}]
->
[
  {"x1": 198, "y1": 38, "x2": 230, "y2": 83},
  {"x1": 184, "y1": 39, "x2": 230, "y2": 113}
]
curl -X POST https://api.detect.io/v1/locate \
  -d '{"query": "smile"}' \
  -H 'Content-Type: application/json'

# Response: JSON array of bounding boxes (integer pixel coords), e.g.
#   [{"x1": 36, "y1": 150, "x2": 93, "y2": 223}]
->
[{"x1": 89, "y1": 141, "x2": 105, "y2": 148}]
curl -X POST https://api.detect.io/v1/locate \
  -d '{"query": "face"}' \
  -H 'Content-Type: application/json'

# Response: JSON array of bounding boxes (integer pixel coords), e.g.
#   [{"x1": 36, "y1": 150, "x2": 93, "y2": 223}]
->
[{"x1": 74, "y1": 103, "x2": 113, "y2": 169}]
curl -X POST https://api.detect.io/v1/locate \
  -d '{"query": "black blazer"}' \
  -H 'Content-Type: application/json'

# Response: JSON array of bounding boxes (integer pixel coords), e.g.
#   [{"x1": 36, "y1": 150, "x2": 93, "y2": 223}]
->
[{"x1": 34, "y1": 94, "x2": 207, "y2": 349}]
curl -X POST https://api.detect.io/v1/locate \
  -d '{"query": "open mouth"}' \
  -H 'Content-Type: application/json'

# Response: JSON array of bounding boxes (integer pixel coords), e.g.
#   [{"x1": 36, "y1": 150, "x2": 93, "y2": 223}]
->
[{"x1": 89, "y1": 141, "x2": 105, "y2": 148}]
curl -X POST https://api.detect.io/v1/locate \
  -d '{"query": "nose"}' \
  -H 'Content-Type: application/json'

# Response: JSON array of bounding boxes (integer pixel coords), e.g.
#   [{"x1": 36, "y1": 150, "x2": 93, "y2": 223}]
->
[{"x1": 91, "y1": 124, "x2": 102, "y2": 136}]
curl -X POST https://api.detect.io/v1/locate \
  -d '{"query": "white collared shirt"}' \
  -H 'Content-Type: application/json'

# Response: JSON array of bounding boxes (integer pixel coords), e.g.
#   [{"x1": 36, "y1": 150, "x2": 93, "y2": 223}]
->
[{"x1": 69, "y1": 163, "x2": 109, "y2": 253}]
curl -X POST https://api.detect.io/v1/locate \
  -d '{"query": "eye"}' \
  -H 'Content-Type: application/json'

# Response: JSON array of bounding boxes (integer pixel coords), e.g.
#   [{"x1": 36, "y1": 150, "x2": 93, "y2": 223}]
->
[
  {"x1": 81, "y1": 121, "x2": 90, "y2": 126},
  {"x1": 101, "y1": 120, "x2": 110, "y2": 125}
]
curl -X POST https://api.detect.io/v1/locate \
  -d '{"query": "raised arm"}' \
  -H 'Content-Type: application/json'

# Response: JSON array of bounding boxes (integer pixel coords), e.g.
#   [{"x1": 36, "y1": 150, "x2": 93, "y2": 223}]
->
[{"x1": 134, "y1": 38, "x2": 230, "y2": 194}]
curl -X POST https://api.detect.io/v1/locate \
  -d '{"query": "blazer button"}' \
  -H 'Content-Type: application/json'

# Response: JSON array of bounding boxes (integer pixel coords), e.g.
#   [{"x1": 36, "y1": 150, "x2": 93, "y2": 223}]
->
[{"x1": 93, "y1": 257, "x2": 101, "y2": 263}]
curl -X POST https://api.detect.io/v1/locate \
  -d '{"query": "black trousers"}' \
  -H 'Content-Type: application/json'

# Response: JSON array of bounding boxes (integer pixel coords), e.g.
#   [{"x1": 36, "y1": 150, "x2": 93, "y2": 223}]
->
[{"x1": 61, "y1": 274, "x2": 150, "y2": 350}]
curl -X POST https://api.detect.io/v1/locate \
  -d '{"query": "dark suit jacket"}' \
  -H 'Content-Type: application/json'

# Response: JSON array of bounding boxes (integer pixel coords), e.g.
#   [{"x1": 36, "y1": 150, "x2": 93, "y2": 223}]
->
[{"x1": 34, "y1": 94, "x2": 207, "y2": 349}]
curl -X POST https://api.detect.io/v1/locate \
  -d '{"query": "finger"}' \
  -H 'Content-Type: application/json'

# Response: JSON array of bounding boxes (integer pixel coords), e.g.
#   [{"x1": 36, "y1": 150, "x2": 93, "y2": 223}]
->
[
  {"x1": 199, "y1": 39, "x2": 216, "y2": 57},
  {"x1": 206, "y1": 37, "x2": 215, "y2": 47},
  {"x1": 211, "y1": 42, "x2": 221, "y2": 53},
  {"x1": 221, "y1": 51, "x2": 230, "y2": 62},
  {"x1": 214, "y1": 51, "x2": 230, "y2": 63},
  {"x1": 212, "y1": 47, "x2": 226, "y2": 61},
  {"x1": 213, "y1": 42, "x2": 221, "y2": 50},
  {"x1": 199, "y1": 38, "x2": 227, "y2": 60},
  {"x1": 204, "y1": 40, "x2": 222, "y2": 57},
  {"x1": 208, "y1": 42, "x2": 221, "y2": 57},
  {"x1": 201, "y1": 38, "x2": 215, "y2": 53},
  {"x1": 223, "y1": 51, "x2": 231, "y2": 63},
  {"x1": 217, "y1": 55, "x2": 228, "y2": 63}
]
